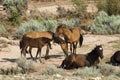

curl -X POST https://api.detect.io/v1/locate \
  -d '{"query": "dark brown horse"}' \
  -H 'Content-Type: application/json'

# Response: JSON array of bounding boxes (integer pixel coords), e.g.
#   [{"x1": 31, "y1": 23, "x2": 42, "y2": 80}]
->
[
  {"x1": 20, "y1": 31, "x2": 68, "y2": 62},
  {"x1": 20, "y1": 31, "x2": 53, "y2": 60},
  {"x1": 60, "y1": 45, "x2": 104, "y2": 69},
  {"x1": 20, "y1": 35, "x2": 52, "y2": 63},
  {"x1": 110, "y1": 50, "x2": 120, "y2": 66},
  {"x1": 55, "y1": 24, "x2": 83, "y2": 54}
]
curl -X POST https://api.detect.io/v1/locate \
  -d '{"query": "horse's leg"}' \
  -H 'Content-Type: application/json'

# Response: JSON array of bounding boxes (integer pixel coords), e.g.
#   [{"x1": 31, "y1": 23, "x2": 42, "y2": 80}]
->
[
  {"x1": 45, "y1": 44, "x2": 50, "y2": 59},
  {"x1": 21, "y1": 45, "x2": 27, "y2": 58},
  {"x1": 61, "y1": 43, "x2": 68, "y2": 57},
  {"x1": 35, "y1": 48, "x2": 39, "y2": 61},
  {"x1": 38, "y1": 47, "x2": 43, "y2": 63},
  {"x1": 73, "y1": 42, "x2": 78, "y2": 54},
  {"x1": 49, "y1": 41, "x2": 52, "y2": 49},
  {"x1": 29, "y1": 47, "x2": 34, "y2": 60},
  {"x1": 70, "y1": 43, "x2": 73, "y2": 54},
  {"x1": 93, "y1": 59, "x2": 100, "y2": 68}
]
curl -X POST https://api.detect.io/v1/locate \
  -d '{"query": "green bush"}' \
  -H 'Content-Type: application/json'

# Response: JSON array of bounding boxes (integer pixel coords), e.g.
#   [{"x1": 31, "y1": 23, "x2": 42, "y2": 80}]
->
[
  {"x1": 96, "y1": 0, "x2": 120, "y2": 15},
  {"x1": 3, "y1": 0, "x2": 29, "y2": 25},
  {"x1": 99, "y1": 64, "x2": 118, "y2": 76},
  {"x1": 16, "y1": 19, "x2": 57, "y2": 38},
  {"x1": 16, "y1": 57, "x2": 35, "y2": 73},
  {"x1": 73, "y1": 67, "x2": 101, "y2": 77},
  {"x1": 62, "y1": 18, "x2": 80, "y2": 28},
  {"x1": 0, "y1": 67, "x2": 20, "y2": 75},
  {"x1": 71, "y1": 0, "x2": 87, "y2": 19},
  {"x1": 0, "y1": 24, "x2": 6, "y2": 36},
  {"x1": 40, "y1": 65, "x2": 65, "y2": 75},
  {"x1": 89, "y1": 11, "x2": 120, "y2": 35}
]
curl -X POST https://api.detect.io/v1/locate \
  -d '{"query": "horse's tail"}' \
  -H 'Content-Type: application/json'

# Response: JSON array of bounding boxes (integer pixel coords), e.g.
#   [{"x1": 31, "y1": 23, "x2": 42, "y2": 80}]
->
[
  {"x1": 79, "y1": 34, "x2": 83, "y2": 47},
  {"x1": 19, "y1": 36, "x2": 24, "y2": 49},
  {"x1": 19, "y1": 35, "x2": 26, "y2": 49}
]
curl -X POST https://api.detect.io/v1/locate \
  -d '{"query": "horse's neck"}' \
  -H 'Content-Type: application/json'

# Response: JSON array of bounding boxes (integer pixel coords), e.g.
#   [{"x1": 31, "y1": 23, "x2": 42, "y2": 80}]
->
[
  {"x1": 62, "y1": 28, "x2": 72, "y2": 39},
  {"x1": 87, "y1": 50, "x2": 99, "y2": 64}
]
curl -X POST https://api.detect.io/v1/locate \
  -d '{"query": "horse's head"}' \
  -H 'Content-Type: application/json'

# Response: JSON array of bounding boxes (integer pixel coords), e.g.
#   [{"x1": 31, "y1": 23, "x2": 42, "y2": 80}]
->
[
  {"x1": 55, "y1": 24, "x2": 68, "y2": 37},
  {"x1": 52, "y1": 36, "x2": 68, "y2": 57},
  {"x1": 94, "y1": 45, "x2": 104, "y2": 59},
  {"x1": 55, "y1": 24, "x2": 64, "y2": 36}
]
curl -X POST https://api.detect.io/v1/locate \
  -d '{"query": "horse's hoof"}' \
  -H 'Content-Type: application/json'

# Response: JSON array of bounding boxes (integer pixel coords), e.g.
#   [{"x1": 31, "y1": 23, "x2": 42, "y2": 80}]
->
[
  {"x1": 33, "y1": 59, "x2": 37, "y2": 62},
  {"x1": 45, "y1": 56, "x2": 50, "y2": 60}
]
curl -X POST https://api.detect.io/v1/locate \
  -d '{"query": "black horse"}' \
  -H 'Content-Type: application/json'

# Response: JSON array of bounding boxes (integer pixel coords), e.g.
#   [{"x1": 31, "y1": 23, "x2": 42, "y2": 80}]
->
[
  {"x1": 110, "y1": 50, "x2": 120, "y2": 66},
  {"x1": 60, "y1": 45, "x2": 104, "y2": 69}
]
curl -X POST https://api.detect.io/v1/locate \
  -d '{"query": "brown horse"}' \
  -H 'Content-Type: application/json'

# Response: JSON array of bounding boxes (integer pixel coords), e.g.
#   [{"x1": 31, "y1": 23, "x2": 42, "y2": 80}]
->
[
  {"x1": 110, "y1": 50, "x2": 120, "y2": 66},
  {"x1": 55, "y1": 24, "x2": 83, "y2": 54},
  {"x1": 20, "y1": 31, "x2": 53, "y2": 60},
  {"x1": 60, "y1": 45, "x2": 104, "y2": 69},
  {"x1": 20, "y1": 35, "x2": 52, "y2": 63},
  {"x1": 20, "y1": 31, "x2": 68, "y2": 62},
  {"x1": 53, "y1": 36, "x2": 68, "y2": 57}
]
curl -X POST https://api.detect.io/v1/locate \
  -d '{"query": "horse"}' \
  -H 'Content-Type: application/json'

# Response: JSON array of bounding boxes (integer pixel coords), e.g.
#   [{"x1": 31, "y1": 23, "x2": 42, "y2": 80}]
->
[
  {"x1": 55, "y1": 24, "x2": 83, "y2": 54},
  {"x1": 110, "y1": 50, "x2": 120, "y2": 66},
  {"x1": 20, "y1": 35, "x2": 52, "y2": 63},
  {"x1": 20, "y1": 31, "x2": 68, "y2": 62},
  {"x1": 60, "y1": 45, "x2": 104, "y2": 69},
  {"x1": 20, "y1": 31, "x2": 53, "y2": 59}
]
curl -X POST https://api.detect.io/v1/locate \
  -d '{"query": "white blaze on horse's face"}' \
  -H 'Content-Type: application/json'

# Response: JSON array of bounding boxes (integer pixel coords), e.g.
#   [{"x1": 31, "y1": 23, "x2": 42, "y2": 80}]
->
[{"x1": 99, "y1": 47, "x2": 103, "y2": 51}]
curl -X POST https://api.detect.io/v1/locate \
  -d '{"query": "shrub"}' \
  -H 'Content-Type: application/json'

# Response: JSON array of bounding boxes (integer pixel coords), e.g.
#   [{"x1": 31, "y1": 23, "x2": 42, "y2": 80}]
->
[
  {"x1": 99, "y1": 64, "x2": 116, "y2": 76},
  {"x1": 3, "y1": 0, "x2": 29, "y2": 25},
  {"x1": 62, "y1": 18, "x2": 80, "y2": 28},
  {"x1": 16, "y1": 57, "x2": 35, "y2": 73},
  {"x1": 40, "y1": 65, "x2": 65, "y2": 75},
  {"x1": 73, "y1": 67, "x2": 101, "y2": 77},
  {"x1": 0, "y1": 24, "x2": 6, "y2": 36},
  {"x1": 16, "y1": 19, "x2": 57, "y2": 38},
  {"x1": 89, "y1": 11, "x2": 120, "y2": 35},
  {"x1": 0, "y1": 67, "x2": 20, "y2": 75},
  {"x1": 71, "y1": 0, "x2": 87, "y2": 19},
  {"x1": 96, "y1": 0, "x2": 120, "y2": 15}
]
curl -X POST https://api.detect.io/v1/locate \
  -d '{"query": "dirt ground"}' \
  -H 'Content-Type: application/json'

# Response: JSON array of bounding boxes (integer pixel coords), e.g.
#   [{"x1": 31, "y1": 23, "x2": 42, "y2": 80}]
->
[{"x1": 0, "y1": 34, "x2": 120, "y2": 71}]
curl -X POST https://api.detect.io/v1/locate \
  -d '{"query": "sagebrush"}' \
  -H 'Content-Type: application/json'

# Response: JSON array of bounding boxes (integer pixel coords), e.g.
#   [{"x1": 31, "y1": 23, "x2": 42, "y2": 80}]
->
[
  {"x1": 0, "y1": 24, "x2": 6, "y2": 36},
  {"x1": 89, "y1": 11, "x2": 120, "y2": 35}
]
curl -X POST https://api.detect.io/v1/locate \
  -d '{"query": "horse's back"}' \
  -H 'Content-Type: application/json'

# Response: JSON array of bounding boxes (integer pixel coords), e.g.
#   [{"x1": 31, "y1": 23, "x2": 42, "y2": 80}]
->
[
  {"x1": 74, "y1": 54, "x2": 89, "y2": 67},
  {"x1": 25, "y1": 31, "x2": 53, "y2": 39},
  {"x1": 66, "y1": 54, "x2": 88, "y2": 68},
  {"x1": 111, "y1": 51, "x2": 120, "y2": 63},
  {"x1": 71, "y1": 27, "x2": 81, "y2": 41}
]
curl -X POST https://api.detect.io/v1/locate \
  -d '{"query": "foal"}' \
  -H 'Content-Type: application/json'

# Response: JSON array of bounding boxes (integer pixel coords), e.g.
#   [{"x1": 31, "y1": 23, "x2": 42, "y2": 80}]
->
[
  {"x1": 20, "y1": 35, "x2": 52, "y2": 63},
  {"x1": 60, "y1": 45, "x2": 104, "y2": 69},
  {"x1": 20, "y1": 31, "x2": 54, "y2": 60}
]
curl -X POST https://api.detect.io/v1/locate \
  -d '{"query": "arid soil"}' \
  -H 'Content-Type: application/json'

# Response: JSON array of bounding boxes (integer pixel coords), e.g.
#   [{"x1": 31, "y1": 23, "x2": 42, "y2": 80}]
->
[{"x1": 0, "y1": 34, "x2": 120, "y2": 70}]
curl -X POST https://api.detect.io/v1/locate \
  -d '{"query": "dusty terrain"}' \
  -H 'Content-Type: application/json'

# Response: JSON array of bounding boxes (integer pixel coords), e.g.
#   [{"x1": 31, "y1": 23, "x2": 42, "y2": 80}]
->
[
  {"x1": 0, "y1": 0, "x2": 120, "y2": 79},
  {"x1": 0, "y1": 34, "x2": 120, "y2": 69},
  {"x1": 0, "y1": 34, "x2": 120, "y2": 80}
]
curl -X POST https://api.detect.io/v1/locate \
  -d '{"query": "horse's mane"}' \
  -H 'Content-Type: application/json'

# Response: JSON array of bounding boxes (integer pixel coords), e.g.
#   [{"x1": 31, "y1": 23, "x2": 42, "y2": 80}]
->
[
  {"x1": 69, "y1": 28, "x2": 73, "y2": 32},
  {"x1": 54, "y1": 36, "x2": 65, "y2": 44},
  {"x1": 88, "y1": 45, "x2": 102, "y2": 54},
  {"x1": 86, "y1": 45, "x2": 101, "y2": 64},
  {"x1": 87, "y1": 47, "x2": 96, "y2": 56},
  {"x1": 47, "y1": 31, "x2": 54, "y2": 35}
]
